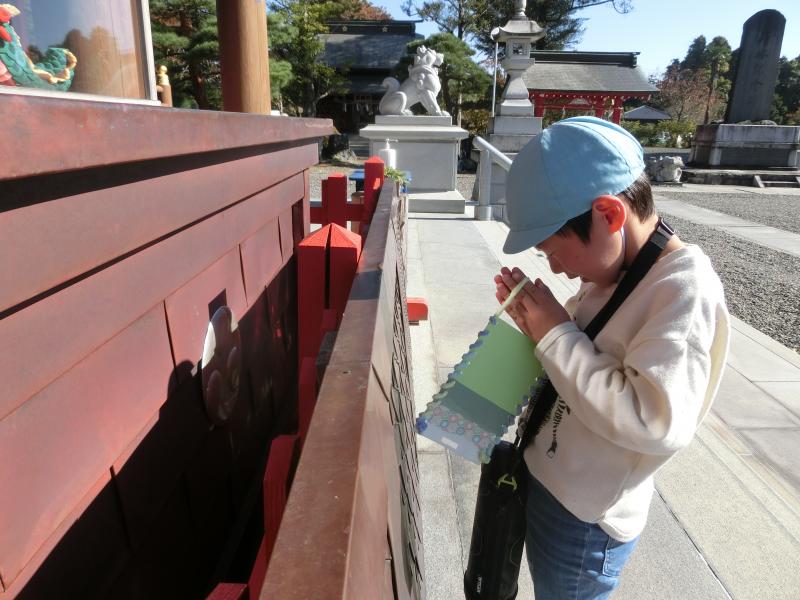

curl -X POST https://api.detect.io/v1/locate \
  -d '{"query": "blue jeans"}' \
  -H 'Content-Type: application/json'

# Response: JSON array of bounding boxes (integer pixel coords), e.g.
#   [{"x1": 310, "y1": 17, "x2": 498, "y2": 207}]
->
[{"x1": 526, "y1": 473, "x2": 639, "y2": 600}]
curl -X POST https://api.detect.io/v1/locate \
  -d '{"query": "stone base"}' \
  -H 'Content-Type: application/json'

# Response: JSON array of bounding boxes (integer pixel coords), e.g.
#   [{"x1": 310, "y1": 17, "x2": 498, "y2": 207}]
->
[
  {"x1": 691, "y1": 124, "x2": 800, "y2": 168},
  {"x1": 408, "y1": 190, "x2": 465, "y2": 214},
  {"x1": 489, "y1": 116, "x2": 542, "y2": 136},
  {"x1": 360, "y1": 117, "x2": 468, "y2": 193},
  {"x1": 375, "y1": 115, "x2": 453, "y2": 126}
]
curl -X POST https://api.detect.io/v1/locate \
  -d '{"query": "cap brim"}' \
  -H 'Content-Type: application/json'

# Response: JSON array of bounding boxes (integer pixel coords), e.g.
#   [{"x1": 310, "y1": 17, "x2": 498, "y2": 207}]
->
[{"x1": 502, "y1": 221, "x2": 564, "y2": 254}]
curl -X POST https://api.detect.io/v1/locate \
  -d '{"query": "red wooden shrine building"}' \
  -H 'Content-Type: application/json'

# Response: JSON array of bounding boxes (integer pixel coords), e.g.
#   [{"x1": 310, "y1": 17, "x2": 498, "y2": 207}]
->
[
  {"x1": 523, "y1": 51, "x2": 657, "y2": 123},
  {"x1": 1, "y1": 2, "x2": 421, "y2": 599}
]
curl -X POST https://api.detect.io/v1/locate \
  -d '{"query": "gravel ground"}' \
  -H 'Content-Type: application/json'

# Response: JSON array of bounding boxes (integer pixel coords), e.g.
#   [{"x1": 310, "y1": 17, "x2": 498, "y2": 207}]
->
[
  {"x1": 457, "y1": 173, "x2": 477, "y2": 200},
  {"x1": 309, "y1": 164, "x2": 359, "y2": 199},
  {"x1": 655, "y1": 190, "x2": 800, "y2": 235},
  {"x1": 660, "y1": 211, "x2": 800, "y2": 352}
]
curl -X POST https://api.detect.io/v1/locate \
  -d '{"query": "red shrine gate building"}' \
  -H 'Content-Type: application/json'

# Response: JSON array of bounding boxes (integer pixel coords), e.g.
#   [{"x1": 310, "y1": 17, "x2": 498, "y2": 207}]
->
[{"x1": 523, "y1": 51, "x2": 657, "y2": 124}]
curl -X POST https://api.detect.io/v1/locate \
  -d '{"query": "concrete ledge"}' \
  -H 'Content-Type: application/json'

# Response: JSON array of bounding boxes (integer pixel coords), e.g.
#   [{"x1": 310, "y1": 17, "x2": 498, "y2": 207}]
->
[
  {"x1": 376, "y1": 115, "x2": 453, "y2": 126},
  {"x1": 408, "y1": 190, "x2": 465, "y2": 214}
]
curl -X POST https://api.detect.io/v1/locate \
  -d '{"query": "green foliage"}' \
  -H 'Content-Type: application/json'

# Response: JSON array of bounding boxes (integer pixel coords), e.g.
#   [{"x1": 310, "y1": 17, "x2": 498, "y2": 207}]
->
[
  {"x1": 384, "y1": 166, "x2": 410, "y2": 185},
  {"x1": 680, "y1": 35, "x2": 707, "y2": 71},
  {"x1": 268, "y1": 0, "x2": 349, "y2": 116},
  {"x1": 621, "y1": 119, "x2": 695, "y2": 148},
  {"x1": 149, "y1": 0, "x2": 221, "y2": 109},
  {"x1": 653, "y1": 35, "x2": 731, "y2": 124},
  {"x1": 397, "y1": 33, "x2": 492, "y2": 122},
  {"x1": 402, "y1": 0, "x2": 485, "y2": 41},
  {"x1": 772, "y1": 55, "x2": 800, "y2": 125},
  {"x1": 461, "y1": 108, "x2": 491, "y2": 135}
]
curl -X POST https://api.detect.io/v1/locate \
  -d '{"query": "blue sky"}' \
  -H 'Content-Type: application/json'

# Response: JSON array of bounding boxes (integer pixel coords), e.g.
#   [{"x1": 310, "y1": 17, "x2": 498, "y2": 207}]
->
[{"x1": 377, "y1": 0, "x2": 800, "y2": 78}]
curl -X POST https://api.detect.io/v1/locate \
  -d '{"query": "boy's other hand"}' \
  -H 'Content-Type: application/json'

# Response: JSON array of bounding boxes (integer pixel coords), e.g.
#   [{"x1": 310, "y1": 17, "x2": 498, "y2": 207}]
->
[{"x1": 494, "y1": 267, "x2": 570, "y2": 342}]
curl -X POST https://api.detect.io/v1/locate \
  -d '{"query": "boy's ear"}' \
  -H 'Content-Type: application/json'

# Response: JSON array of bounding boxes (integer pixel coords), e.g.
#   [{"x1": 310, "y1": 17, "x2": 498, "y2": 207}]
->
[{"x1": 591, "y1": 195, "x2": 626, "y2": 233}]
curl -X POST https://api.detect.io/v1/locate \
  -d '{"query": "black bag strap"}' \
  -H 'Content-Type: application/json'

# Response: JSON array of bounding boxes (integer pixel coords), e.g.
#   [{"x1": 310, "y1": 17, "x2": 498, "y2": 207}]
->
[{"x1": 513, "y1": 218, "x2": 674, "y2": 455}]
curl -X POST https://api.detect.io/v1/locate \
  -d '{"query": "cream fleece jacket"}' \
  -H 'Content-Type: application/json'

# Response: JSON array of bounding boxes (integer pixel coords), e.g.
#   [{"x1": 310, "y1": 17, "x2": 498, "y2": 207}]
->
[{"x1": 523, "y1": 244, "x2": 730, "y2": 541}]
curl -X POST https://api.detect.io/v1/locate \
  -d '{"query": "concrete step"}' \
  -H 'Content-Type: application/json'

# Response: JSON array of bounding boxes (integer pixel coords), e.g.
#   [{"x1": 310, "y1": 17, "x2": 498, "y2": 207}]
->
[
  {"x1": 753, "y1": 174, "x2": 800, "y2": 188},
  {"x1": 683, "y1": 168, "x2": 800, "y2": 187},
  {"x1": 763, "y1": 180, "x2": 800, "y2": 188},
  {"x1": 407, "y1": 190, "x2": 465, "y2": 214}
]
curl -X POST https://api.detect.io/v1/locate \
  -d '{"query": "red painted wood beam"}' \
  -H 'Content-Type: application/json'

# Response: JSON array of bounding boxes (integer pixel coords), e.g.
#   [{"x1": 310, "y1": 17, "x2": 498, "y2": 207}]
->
[
  {"x1": 206, "y1": 583, "x2": 248, "y2": 600},
  {"x1": 328, "y1": 225, "x2": 361, "y2": 320},
  {"x1": 297, "y1": 225, "x2": 330, "y2": 360},
  {"x1": 298, "y1": 358, "x2": 317, "y2": 444},
  {"x1": 263, "y1": 434, "x2": 299, "y2": 566}
]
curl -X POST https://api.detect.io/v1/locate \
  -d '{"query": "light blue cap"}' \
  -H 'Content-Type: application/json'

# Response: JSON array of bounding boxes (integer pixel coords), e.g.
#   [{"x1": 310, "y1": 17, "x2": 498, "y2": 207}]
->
[{"x1": 503, "y1": 116, "x2": 645, "y2": 254}]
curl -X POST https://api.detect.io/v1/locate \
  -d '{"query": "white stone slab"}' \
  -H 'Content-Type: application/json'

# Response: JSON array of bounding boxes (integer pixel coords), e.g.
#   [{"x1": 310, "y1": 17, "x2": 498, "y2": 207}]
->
[
  {"x1": 361, "y1": 122, "x2": 468, "y2": 192},
  {"x1": 755, "y1": 381, "x2": 800, "y2": 417},
  {"x1": 360, "y1": 123, "x2": 468, "y2": 142},
  {"x1": 712, "y1": 366, "x2": 800, "y2": 429},
  {"x1": 657, "y1": 418, "x2": 800, "y2": 600},
  {"x1": 489, "y1": 115, "x2": 542, "y2": 135},
  {"x1": 727, "y1": 327, "x2": 800, "y2": 382},
  {"x1": 375, "y1": 115, "x2": 453, "y2": 126},
  {"x1": 408, "y1": 190, "x2": 465, "y2": 214}
]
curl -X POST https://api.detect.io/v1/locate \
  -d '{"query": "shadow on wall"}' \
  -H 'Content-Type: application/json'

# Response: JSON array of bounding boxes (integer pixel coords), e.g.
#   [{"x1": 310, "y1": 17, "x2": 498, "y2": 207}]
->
[{"x1": 17, "y1": 269, "x2": 301, "y2": 599}]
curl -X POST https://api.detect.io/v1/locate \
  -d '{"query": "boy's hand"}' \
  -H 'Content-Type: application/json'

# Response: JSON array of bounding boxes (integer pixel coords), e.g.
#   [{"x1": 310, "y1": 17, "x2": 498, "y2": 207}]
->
[{"x1": 494, "y1": 267, "x2": 571, "y2": 342}]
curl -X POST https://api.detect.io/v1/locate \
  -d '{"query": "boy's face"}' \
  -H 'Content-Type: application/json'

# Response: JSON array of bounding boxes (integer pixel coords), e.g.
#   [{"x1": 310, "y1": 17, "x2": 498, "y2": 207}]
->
[{"x1": 536, "y1": 211, "x2": 625, "y2": 288}]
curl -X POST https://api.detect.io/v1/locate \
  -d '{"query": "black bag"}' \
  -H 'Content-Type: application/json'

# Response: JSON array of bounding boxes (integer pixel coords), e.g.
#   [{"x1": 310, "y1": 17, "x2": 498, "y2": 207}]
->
[
  {"x1": 463, "y1": 219, "x2": 674, "y2": 600},
  {"x1": 463, "y1": 382, "x2": 555, "y2": 600}
]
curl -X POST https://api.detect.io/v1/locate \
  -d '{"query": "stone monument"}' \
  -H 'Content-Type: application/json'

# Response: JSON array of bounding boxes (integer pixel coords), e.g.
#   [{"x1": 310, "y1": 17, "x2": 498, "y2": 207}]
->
[
  {"x1": 360, "y1": 45, "x2": 468, "y2": 213},
  {"x1": 691, "y1": 10, "x2": 800, "y2": 169},
  {"x1": 478, "y1": 0, "x2": 545, "y2": 220}
]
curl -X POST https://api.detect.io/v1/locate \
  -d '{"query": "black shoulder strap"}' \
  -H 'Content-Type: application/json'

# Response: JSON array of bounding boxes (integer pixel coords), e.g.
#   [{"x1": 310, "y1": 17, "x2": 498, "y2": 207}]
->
[{"x1": 515, "y1": 218, "x2": 674, "y2": 451}]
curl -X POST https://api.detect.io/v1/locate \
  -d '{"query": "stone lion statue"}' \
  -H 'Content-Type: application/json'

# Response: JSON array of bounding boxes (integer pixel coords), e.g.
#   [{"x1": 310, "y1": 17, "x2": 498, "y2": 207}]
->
[
  {"x1": 646, "y1": 156, "x2": 684, "y2": 183},
  {"x1": 379, "y1": 45, "x2": 449, "y2": 116}
]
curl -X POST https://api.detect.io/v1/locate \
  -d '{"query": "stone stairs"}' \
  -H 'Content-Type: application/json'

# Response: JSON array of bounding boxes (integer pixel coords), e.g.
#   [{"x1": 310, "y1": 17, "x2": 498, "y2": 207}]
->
[{"x1": 752, "y1": 172, "x2": 800, "y2": 188}]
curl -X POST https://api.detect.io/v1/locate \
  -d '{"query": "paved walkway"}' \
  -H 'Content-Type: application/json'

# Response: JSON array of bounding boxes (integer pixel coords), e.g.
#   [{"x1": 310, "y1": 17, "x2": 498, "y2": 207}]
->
[{"x1": 407, "y1": 202, "x2": 800, "y2": 599}]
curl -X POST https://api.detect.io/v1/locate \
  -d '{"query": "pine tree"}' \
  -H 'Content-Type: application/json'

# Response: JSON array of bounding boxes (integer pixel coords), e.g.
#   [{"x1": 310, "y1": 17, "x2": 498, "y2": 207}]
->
[{"x1": 150, "y1": 0, "x2": 221, "y2": 109}]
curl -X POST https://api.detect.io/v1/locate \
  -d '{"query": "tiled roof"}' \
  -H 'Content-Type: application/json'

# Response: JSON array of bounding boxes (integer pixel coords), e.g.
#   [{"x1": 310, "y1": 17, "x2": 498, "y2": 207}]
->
[
  {"x1": 623, "y1": 105, "x2": 672, "y2": 121},
  {"x1": 320, "y1": 31, "x2": 422, "y2": 70},
  {"x1": 523, "y1": 51, "x2": 657, "y2": 93}
]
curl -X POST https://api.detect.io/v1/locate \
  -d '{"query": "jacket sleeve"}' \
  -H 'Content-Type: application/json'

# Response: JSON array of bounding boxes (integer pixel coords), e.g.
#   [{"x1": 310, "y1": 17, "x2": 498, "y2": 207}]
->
[{"x1": 534, "y1": 290, "x2": 723, "y2": 455}]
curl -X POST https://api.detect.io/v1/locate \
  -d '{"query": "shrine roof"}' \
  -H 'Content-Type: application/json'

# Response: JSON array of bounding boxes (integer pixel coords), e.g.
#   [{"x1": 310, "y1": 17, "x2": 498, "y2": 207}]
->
[
  {"x1": 623, "y1": 105, "x2": 672, "y2": 121},
  {"x1": 523, "y1": 51, "x2": 657, "y2": 94},
  {"x1": 320, "y1": 20, "x2": 422, "y2": 70}
]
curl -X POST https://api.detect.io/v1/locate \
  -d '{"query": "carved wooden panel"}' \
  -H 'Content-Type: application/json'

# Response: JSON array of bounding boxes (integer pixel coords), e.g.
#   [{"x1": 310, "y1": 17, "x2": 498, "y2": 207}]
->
[{"x1": 388, "y1": 193, "x2": 424, "y2": 600}]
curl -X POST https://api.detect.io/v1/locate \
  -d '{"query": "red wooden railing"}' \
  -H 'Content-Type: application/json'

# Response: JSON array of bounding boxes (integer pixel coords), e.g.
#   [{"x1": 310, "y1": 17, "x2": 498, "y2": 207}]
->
[{"x1": 207, "y1": 158, "x2": 386, "y2": 600}]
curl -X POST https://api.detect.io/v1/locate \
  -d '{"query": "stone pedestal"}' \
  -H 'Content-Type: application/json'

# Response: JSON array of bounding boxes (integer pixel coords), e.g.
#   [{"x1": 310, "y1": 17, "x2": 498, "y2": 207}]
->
[
  {"x1": 691, "y1": 124, "x2": 800, "y2": 168},
  {"x1": 479, "y1": 115, "x2": 542, "y2": 221},
  {"x1": 360, "y1": 115, "x2": 469, "y2": 213}
]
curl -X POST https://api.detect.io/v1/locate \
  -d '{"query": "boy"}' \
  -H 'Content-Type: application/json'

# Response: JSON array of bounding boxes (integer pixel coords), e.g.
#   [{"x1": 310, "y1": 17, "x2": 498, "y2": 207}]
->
[{"x1": 494, "y1": 117, "x2": 730, "y2": 599}]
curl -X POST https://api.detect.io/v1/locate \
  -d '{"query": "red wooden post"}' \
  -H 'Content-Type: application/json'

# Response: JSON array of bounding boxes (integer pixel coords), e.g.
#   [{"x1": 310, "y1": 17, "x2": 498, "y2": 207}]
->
[
  {"x1": 324, "y1": 174, "x2": 348, "y2": 228},
  {"x1": 263, "y1": 435, "x2": 299, "y2": 562},
  {"x1": 328, "y1": 224, "x2": 362, "y2": 320},
  {"x1": 362, "y1": 156, "x2": 385, "y2": 224},
  {"x1": 206, "y1": 583, "x2": 248, "y2": 600},
  {"x1": 297, "y1": 225, "x2": 331, "y2": 360},
  {"x1": 298, "y1": 358, "x2": 317, "y2": 443}
]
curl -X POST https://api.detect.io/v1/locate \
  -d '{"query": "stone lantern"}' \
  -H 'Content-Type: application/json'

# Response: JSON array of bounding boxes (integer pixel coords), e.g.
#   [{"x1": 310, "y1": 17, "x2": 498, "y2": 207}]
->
[{"x1": 491, "y1": 0, "x2": 545, "y2": 116}]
